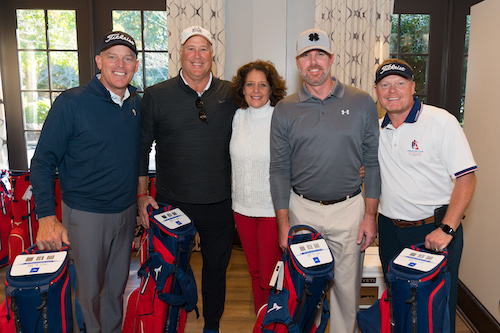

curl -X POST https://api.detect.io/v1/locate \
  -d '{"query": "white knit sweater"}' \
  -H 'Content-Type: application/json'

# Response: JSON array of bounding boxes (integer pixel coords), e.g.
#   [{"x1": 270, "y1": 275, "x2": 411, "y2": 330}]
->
[{"x1": 230, "y1": 101, "x2": 275, "y2": 217}]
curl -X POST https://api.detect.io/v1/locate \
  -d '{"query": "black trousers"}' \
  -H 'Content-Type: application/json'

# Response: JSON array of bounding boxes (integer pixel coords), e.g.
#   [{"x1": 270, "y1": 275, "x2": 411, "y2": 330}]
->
[{"x1": 155, "y1": 194, "x2": 235, "y2": 331}]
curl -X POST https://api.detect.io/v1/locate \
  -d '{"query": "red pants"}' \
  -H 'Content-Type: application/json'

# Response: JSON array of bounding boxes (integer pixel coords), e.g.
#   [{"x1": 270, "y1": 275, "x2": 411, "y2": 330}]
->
[{"x1": 233, "y1": 212, "x2": 282, "y2": 313}]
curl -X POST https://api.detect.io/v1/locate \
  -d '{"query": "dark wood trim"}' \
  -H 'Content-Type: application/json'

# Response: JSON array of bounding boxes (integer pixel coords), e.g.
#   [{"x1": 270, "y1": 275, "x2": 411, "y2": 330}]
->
[
  {"x1": 394, "y1": 0, "x2": 484, "y2": 120},
  {"x1": 458, "y1": 279, "x2": 500, "y2": 333},
  {"x1": 0, "y1": 0, "x2": 93, "y2": 169}
]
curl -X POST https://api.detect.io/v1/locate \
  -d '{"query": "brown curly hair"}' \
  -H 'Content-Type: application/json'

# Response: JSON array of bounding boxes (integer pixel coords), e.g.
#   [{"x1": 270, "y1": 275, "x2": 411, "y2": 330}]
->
[{"x1": 231, "y1": 60, "x2": 287, "y2": 109}]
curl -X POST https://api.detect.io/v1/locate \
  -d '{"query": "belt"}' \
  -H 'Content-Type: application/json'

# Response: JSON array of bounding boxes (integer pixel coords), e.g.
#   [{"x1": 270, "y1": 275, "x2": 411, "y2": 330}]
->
[
  {"x1": 383, "y1": 214, "x2": 435, "y2": 228},
  {"x1": 292, "y1": 187, "x2": 361, "y2": 205}
]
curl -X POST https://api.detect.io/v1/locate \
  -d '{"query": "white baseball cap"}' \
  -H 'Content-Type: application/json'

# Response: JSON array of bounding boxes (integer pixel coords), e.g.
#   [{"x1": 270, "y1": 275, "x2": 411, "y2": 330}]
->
[
  {"x1": 180, "y1": 26, "x2": 213, "y2": 45},
  {"x1": 296, "y1": 29, "x2": 332, "y2": 56}
]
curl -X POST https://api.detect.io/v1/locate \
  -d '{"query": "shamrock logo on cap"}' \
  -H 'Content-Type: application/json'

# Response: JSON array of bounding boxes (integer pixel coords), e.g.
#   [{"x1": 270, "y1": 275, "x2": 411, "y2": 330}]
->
[{"x1": 309, "y1": 33, "x2": 319, "y2": 41}]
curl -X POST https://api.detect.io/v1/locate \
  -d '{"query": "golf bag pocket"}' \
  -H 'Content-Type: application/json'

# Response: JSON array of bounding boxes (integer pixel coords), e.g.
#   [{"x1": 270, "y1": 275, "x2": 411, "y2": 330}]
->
[
  {"x1": 358, "y1": 243, "x2": 451, "y2": 333},
  {"x1": 5, "y1": 245, "x2": 73, "y2": 333},
  {"x1": 254, "y1": 225, "x2": 334, "y2": 333}
]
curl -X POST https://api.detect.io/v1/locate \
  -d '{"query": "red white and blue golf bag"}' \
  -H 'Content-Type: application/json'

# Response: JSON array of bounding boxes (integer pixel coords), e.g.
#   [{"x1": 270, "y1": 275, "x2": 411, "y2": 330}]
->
[
  {"x1": 0, "y1": 170, "x2": 12, "y2": 267},
  {"x1": 122, "y1": 203, "x2": 198, "y2": 333},
  {"x1": 254, "y1": 225, "x2": 334, "y2": 333},
  {"x1": 4, "y1": 244, "x2": 85, "y2": 333},
  {"x1": 8, "y1": 171, "x2": 39, "y2": 265},
  {"x1": 357, "y1": 244, "x2": 451, "y2": 333}
]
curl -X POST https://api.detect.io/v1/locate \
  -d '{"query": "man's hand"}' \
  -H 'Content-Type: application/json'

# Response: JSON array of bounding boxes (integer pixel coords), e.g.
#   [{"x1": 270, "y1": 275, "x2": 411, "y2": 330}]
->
[
  {"x1": 358, "y1": 166, "x2": 365, "y2": 180},
  {"x1": 357, "y1": 215, "x2": 376, "y2": 252},
  {"x1": 137, "y1": 175, "x2": 159, "y2": 229},
  {"x1": 275, "y1": 209, "x2": 290, "y2": 251},
  {"x1": 36, "y1": 215, "x2": 70, "y2": 251},
  {"x1": 137, "y1": 195, "x2": 158, "y2": 229},
  {"x1": 425, "y1": 228, "x2": 453, "y2": 252},
  {"x1": 357, "y1": 197, "x2": 378, "y2": 252}
]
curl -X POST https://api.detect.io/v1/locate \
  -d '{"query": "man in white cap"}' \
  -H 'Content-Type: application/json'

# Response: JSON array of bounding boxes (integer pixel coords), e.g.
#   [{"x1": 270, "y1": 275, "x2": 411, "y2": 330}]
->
[
  {"x1": 270, "y1": 28, "x2": 380, "y2": 333},
  {"x1": 375, "y1": 58, "x2": 477, "y2": 333},
  {"x1": 137, "y1": 26, "x2": 237, "y2": 333}
]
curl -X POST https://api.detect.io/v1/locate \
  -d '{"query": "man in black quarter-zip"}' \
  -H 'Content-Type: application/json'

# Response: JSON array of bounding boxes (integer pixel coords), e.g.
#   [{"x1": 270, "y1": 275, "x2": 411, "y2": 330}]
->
[{"x1": 137, "y1": 26, "x2": 237, "y2": 333}]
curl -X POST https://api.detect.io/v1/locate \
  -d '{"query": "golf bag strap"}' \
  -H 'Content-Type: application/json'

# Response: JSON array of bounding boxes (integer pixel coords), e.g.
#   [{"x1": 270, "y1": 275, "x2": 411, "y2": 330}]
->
[
  {"x1": 156, "y1": 267, "x2": 199, "y2": 315},
  {"x1": 69, "y1": 262, "x2": 86, "y2": 332}
]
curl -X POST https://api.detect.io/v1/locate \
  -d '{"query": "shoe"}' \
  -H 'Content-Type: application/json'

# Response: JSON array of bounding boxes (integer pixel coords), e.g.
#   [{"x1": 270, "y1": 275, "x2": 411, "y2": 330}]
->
[{"x1": 203, "y1": 329, "x2": 219, "y2": 333}]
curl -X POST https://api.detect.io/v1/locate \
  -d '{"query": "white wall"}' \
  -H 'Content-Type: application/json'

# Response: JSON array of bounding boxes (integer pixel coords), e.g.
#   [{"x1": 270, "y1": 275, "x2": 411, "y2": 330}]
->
[
  {"x1": 460, "y1": 0, "x2": 500, "y2": 323},
  {"x1": 225, "y1": 0, "x2": 314, "y2": 94}
]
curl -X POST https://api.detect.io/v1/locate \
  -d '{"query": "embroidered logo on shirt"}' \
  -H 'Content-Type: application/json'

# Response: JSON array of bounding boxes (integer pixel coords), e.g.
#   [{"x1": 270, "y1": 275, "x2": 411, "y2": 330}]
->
[
  {"x1": 407, "y1": 139, "x2": 423, "y2": 156},
  {"x1": 341, "y1": 109, "x2": 350, "y2": 115}
]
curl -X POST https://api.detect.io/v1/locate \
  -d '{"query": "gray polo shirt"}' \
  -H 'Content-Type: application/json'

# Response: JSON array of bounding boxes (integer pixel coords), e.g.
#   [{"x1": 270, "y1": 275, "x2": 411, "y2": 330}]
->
[{"x1": 270, "y1": 77, "x2": 380, "y2": 211}]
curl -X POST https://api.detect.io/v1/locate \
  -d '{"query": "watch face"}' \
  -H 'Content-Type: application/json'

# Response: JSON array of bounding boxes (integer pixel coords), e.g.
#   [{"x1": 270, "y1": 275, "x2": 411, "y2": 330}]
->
[{"x1": 441, "y1": 224, "x2": 453, "y2": 235}]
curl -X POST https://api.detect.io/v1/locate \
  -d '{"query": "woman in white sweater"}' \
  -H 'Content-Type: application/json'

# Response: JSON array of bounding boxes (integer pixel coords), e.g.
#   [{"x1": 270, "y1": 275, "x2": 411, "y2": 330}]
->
[{"x1": 230, "y1": 60, "x2": 287, "y2": 314}]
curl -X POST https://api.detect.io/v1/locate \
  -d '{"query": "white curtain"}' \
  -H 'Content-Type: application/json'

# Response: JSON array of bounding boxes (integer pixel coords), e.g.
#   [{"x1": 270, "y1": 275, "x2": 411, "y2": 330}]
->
[
  {"x1": 166, "y1": 0, "x2": 226, "y2": 79},
  {"x1": 315, "y1": 0, "x2": 394, "y2": 98}
]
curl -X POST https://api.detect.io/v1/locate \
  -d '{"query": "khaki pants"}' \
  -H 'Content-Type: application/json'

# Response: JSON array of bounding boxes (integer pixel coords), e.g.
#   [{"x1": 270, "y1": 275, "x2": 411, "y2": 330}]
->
[{"x1": 289, "y1": 191, "x2": 365, "y2": 333}]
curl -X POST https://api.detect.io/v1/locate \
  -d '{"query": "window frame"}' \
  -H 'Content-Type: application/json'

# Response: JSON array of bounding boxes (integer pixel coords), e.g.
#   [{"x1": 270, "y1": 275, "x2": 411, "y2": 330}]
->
[
  {"x1": 394, "y1": 0, "x2": 483, "y2": 120},
  {"x1": 0, "y1": 0, "x2": 93, "y2": 170},
  {"x1": 0, "y1": 0, "x2": 165, "y2": 170}
]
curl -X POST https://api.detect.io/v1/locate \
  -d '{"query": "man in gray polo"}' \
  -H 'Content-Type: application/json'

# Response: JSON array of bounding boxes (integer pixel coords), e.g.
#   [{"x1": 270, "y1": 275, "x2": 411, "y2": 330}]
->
[{"x1": 270, "y1": 28, "x2": 380, "y2": 333}]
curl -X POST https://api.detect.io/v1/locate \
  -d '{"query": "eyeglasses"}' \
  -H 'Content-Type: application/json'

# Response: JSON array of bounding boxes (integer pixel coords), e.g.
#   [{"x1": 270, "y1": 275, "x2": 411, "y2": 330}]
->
[{"x1": 195, "y1": 98, "x2": 208, "y2": 123}]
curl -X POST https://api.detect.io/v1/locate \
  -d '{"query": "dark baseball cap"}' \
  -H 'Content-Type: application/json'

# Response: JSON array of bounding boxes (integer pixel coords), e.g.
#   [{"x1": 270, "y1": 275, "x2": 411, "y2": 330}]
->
[
  {"x1": 375, "y1": 61, "x2": 414, "y2": 83},
  {"x1": 98, "y1": 31, "x2": 138, "y2": 55}
]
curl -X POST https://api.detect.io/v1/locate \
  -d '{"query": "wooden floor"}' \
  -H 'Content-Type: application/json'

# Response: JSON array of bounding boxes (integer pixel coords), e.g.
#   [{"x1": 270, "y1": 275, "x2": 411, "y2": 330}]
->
[{"x1": 0, "y1": 246, "x2": 477, "y2": 332}]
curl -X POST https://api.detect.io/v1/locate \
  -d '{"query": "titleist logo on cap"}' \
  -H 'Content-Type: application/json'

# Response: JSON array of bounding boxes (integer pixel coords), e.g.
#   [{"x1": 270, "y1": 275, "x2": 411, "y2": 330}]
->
[
  {"x1": 379, "y1": 64, "x2": 406, "y2": 75},
  {"x1": 105, "y1": 33, "x2": 136, "y2": 46}
]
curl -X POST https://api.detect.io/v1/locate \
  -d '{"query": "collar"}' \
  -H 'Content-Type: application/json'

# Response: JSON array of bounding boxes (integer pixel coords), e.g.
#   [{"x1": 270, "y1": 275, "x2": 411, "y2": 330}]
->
[
  {"x1": 297, "y1": 76, "x2": 344, "y2": 102},
  {"x1": 180, "y1": 69, "x2": 213, "y2": 97},
  {"x1": 96, "y1": 74, "x2": 131, "y2": 107},
  {"x1": 381, "y1": 97, "x2": 422, "y2": 128},
  {"x1": 247, "y1": 100, "x2": 273, "y2": 119}
]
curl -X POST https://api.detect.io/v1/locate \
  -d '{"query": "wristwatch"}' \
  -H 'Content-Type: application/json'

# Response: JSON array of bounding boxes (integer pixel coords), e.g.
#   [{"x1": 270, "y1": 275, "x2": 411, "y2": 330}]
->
[{"x1": 439, "y1": 223, "x2": 456, "y2": 237}]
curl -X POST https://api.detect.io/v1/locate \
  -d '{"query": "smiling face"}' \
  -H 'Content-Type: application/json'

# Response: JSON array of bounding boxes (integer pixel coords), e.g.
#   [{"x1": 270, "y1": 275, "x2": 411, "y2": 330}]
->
[
  {"x1": 180, "y1": 36, "x2": 213, "y2": 84},
  {"x1": 375, "y1": 74, "x2": 416, "y2": 117},
  {"x1": 95, "y1": 45, "x2": 139, "y2": 98},
  {"x1": 243, "y1": 70, "x2": 271, "y2": 109},
  {"x1": 296, "y1": 49, "x2": 333, "y2": 88}
]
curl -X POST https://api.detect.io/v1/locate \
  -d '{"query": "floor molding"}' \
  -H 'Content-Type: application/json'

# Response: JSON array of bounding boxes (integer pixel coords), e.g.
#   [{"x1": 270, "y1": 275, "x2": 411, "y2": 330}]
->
[{"x1": 458, "y1": 279, "x2": 500, "y2": 333}]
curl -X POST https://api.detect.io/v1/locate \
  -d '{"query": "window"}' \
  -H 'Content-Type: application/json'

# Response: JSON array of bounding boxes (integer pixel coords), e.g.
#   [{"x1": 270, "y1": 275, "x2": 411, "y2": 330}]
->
[
  {"x1": 112, "y1": 9, "x2": 168, "y2": 171},
  {"x1": 392, "y1": 0, "x2": 482, "y2": 122},
  {"x1": 390, "y1": 14, "x2": 430, "y2": 104},
  {"x1": 16, "y1": 9, "x2": 79, "y2": 165},
  {"x1": 112, "y1": 10, "x2": 168, "y2": 93}
]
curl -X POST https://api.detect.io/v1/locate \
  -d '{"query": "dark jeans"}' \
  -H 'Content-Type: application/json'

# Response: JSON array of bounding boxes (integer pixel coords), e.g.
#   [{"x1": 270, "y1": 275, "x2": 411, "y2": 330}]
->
[
  {"x1": 378, "y1": 214, "x2": 463, "y2": 333},
  {"x1": 155, "y1": 194, "x2": 235, "y2": 331}
]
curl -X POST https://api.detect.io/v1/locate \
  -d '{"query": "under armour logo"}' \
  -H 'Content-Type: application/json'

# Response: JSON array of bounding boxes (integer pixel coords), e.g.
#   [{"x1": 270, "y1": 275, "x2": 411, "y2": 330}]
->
[
  {"x1": 267, "y1": 303, "x2": 283, "y2": 313},
  {"x1": 309, "y1": 33, "x2": 319, "y2": 41},
  {"x1": 154, "y1": 265, "x2": 162, "y2": 280},
  {"x1": 341, "y1": 109, "x2": 350, "y2": 115}
]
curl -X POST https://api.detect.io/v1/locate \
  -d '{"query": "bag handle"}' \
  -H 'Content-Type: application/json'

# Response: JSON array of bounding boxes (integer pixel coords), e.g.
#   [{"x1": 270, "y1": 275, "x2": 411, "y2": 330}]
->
[
  {"x1": 287, "y1": 224, "x2": 322, "y2": 247},
  {"x1": 410, "y1": 243, "x2": 448, "y2": 258}
]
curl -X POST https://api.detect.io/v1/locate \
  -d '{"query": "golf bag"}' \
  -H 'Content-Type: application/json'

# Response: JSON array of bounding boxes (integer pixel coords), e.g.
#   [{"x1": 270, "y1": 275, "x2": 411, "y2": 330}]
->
[
  {"x1": 4, "y1": 244, "x2": 84, "y2": 333},
  {"x1": 9, "y1": 171, "x2": 38, "y2": 264},
  {"x1": 122, "y1": 203, "x2": 198, "y2": 333},
  {"x1": 357, "y1": 244, "x2": 451, "y2": 333},
  {"x1": 0, "y1": 170, "x2": 12, "y2": 267},
  {"x1": 254, "y1": 225, "x2": 334, "y2": 333}
]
